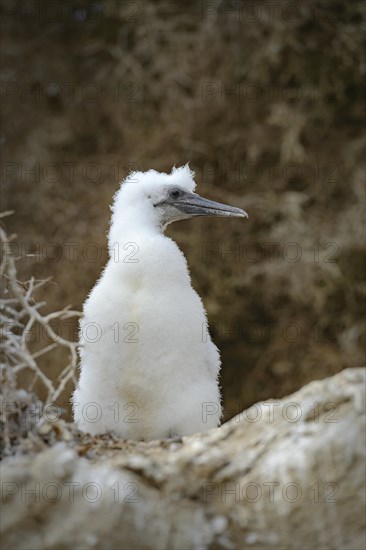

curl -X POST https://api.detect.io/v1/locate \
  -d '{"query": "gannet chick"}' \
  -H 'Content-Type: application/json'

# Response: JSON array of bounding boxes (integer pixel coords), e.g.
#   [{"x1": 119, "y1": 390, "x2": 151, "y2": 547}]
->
[{"x1": 73, "y1": 165, "x2": 247, "y2": 440}]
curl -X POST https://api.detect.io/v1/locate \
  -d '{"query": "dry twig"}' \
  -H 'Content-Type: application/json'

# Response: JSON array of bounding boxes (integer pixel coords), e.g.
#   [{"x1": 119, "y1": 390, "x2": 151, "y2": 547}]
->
[{"x1": 0, "y1": 218, "x2": 81, "y2": 454}]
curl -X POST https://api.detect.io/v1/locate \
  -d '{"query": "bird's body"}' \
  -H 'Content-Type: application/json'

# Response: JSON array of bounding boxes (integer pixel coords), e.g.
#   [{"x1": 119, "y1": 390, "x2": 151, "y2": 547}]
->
[{"x1": 73, "y1": 165, "x2": 247, "y2": 440}]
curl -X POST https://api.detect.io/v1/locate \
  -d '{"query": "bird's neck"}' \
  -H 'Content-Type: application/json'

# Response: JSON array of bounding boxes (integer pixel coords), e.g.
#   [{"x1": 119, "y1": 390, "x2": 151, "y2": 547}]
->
[
  {"x1": 108, "y1": 209, "x2": 165, "y2": 254},
  {"x1": 106, "y1": 213, "x2": 190, "y2": 286}
]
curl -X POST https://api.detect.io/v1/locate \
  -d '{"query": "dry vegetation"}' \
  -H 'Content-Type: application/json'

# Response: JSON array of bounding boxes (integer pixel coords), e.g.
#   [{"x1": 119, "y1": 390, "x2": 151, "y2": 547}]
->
[
  {"x1": 1, "y1": 0, "x2": 365, "y2": 423},
  {"x1": 0, "y1": 217, "x2": 80, "y2": 455}
]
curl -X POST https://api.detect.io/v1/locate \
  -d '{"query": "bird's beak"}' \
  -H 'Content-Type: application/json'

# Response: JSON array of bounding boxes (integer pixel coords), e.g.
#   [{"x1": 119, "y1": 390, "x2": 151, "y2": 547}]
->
[{"x1": 173, "y1": 192, "x2": 248, "y2": 219}]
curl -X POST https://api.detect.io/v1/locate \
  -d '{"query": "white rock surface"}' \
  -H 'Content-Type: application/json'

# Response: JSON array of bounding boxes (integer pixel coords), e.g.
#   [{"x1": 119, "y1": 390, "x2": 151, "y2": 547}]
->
[{"x1": 1, "y1": 368, "x2": 365, "y2": 549}]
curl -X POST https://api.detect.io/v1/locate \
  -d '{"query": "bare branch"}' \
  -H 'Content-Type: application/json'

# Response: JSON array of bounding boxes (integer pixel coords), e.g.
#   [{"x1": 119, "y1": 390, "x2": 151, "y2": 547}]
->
[{"x1": 0, "y1": 219, "x2": 81, "y2": 454}]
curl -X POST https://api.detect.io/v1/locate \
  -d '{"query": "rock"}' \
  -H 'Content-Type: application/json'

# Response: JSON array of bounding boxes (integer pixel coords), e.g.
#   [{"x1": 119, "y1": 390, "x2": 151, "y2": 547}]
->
[{"x1": 1, "y1": 368, "x2": 365, "y2": 549}]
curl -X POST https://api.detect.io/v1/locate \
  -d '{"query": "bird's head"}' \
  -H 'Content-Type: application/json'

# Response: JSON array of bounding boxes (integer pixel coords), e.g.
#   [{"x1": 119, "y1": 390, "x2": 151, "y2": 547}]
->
[{"x1": 110, "y1": 165, "x2": 248, "y2": 239}]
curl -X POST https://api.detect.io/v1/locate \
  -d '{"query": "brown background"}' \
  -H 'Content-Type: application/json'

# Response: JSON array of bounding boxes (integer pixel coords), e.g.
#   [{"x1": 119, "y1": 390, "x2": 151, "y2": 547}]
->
[{"x1": 2, "y1": 0, "x2": 365, "y2": 419}]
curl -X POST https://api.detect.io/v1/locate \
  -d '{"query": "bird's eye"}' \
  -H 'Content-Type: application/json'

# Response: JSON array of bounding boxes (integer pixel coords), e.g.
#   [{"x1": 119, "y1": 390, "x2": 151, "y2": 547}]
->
[{"x1": 170, "y1": 188, "x2": 182, "y2": 200}]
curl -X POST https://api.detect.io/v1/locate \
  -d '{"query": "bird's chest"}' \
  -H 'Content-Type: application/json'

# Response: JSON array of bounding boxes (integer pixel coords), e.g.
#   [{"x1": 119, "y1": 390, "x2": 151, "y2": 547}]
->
[{"x1": 104, "y1": 241, "x2": 207, "y2": 347}]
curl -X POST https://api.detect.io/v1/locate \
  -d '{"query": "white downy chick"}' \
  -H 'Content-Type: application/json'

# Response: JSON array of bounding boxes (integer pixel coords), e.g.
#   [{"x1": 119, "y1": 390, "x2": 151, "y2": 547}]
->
[{"x1": 73, "y1": 165, "x2": 247, "y2": 440}]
